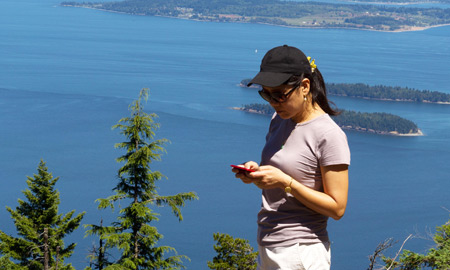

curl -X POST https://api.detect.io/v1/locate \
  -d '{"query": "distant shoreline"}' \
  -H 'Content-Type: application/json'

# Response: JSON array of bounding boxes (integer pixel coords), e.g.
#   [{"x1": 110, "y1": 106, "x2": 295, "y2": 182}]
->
[
  {"x1": 346, "y1": 0, "x2": 442, "y2": 5},
  {"x1": 329, "y1": 93, "x2": 450, "y2": 104},
  {"x1": 340, "y1": 125, "x2": 424, "y2": 136},
  {"x1": 60, "y1": 4, "x2": 450, "y2": 33},
  {"x1": 251, "y1": 20, "x2": 450, "y2": 33},
  {"x1": 389, "y1": 23, "x2": 450, "y2": 32}
]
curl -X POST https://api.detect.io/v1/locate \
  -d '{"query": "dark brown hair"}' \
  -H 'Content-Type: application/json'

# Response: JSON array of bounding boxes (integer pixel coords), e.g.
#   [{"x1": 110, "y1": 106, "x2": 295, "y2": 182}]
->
[{"x1": 287, "y1": 68, "x2": 340, "y2": 116}]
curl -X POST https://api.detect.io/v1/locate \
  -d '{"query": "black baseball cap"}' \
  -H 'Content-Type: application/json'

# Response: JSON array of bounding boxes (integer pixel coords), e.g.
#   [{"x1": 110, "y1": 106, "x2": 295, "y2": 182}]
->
[{"x1": 247, "y1": 45, "x2": 312, "y2": 87}]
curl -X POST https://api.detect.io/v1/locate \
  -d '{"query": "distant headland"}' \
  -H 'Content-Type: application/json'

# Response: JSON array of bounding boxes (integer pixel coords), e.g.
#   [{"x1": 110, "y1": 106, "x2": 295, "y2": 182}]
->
[{"x1": 61, "y1": 0, "x2": 450, "y2": 32}]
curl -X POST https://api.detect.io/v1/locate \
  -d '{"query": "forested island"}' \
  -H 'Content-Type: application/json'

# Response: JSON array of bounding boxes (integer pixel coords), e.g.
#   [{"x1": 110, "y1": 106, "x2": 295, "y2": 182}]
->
[
  {"x1": 238, "y1": 79, "x2": 430, "y2": 135},
  {"x1": 237, "y1": 103, "x2": 421, "y2": 136},
  {"x1": 240, "y1": 79, "x2": 450, "y2": 104},
  {"x1": 61, "y1": 0, "x2": 450, "y2": 32},
  {"x1": 327, "y1": 83, "x2": 450, "y2": 103}
]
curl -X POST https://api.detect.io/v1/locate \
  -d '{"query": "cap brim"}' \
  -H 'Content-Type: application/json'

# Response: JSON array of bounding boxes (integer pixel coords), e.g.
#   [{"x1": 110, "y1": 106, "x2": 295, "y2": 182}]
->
[{"x1": 247, "y1": 72, "x2": 292, "y2": 87}]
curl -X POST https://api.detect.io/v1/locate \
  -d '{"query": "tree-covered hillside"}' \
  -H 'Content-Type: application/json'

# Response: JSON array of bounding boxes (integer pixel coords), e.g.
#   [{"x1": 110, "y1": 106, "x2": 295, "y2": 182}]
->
[
  {"x1": 61, "y1": 0, "x2": 450, "y2": 31},
  {"x1": 333, "y1": 110, "x2": 419, "y2": 135},
  {"x1": 240, "y1": 103, "x2": 420, "y2": 135},
  {"x1": 240, "y1": 79, "x2": 450, "y2": 104},
  {"x1": 327, "y1": 83, "x2": 450, "y2": 103}
]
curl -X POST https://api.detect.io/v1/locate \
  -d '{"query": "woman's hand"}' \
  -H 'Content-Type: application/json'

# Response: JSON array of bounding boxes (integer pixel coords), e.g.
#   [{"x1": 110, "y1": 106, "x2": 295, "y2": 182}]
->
[
  {"x1": 232, "y1": 162, "x2": 291, "y2": 190},
  {"x1": 232, "y1": 162, "x2": 349, "y2": 220},
  {"x1": 250, "y1": 165, "x2": 291, "y2": 190},
  {"x1": 232, "y1": 161, "x2": 260, "y2": 184}
]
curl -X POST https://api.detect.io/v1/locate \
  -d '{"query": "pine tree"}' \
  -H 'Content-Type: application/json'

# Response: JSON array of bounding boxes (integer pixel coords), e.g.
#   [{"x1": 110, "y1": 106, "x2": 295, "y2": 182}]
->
[
  {"x1": 85, "y1": 88, "x2": 198, "y2": 270},
  {"x1": 208, "y1": 233, "x2": 258, "y2": 270},
  {"x1": 381, "y1": 217, "x2": 450, "y2": 269},
  {"x1": 0, "y1": 160, "x2": 85, "y2": 270},
  {"x1": 85, "y1": 219, "x2": 112, "y2": 270}
]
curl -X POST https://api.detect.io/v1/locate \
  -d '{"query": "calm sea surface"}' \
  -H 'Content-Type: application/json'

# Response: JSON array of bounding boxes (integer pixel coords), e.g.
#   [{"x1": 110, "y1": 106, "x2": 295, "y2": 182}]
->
[{"x1": 1, "y1": 0, "x2": 450, "y2": 269}]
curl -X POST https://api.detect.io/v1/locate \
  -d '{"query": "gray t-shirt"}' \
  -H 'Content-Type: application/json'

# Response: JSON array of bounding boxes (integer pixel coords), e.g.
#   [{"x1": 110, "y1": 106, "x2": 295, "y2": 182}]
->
[{"x1": 258, "y1": 113, "x2": 351, "y2": 247}]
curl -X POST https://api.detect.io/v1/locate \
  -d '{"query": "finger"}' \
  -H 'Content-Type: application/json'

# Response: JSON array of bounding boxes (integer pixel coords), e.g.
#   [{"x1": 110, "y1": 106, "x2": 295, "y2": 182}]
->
[
  {"x1": 256, "y1": 165, "x2": 270, "y2": 171},
  {"x1": 247, "y1": 171, "x2": 263, "y2": 178},
  {"x1": 245, "y1": 161, "x2": 259, "y2": 170},
  {"x1": 242, "y1": 179, "x2": 254, "y2": 184},
  {"x1": 254, "y1": 180, "x2": 263, "y2": 189},
  {"x1": 232, "y1": 168, "x2": 240, "y2": 173},
  {"x1": 239, "y1": 175, "x2": 258, "y2": 184},
  {"x1": 235, "y1": 173, "x2": 252, "y2": 181}
]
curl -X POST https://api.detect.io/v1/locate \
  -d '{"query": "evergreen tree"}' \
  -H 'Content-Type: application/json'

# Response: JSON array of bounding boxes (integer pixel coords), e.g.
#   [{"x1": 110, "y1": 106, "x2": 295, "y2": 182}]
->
[
  {"x1": 0, "y1": 256, "x2": 26, "y2": 270},
  {"x1": 381, "y1": 217, "x2": 450, "y2": 269},
  {"x1": 0, "y1": 160, "x2": 85, "y2": 270},
  {"x1": 85, "y1": 88, "x2": 198, "y2": 270},
  {"x1": 85, "y1": 219, "x2": 112, "y2": 270},
  {"x1": 208, "y1": 233, "x2": 258, "y2": 270},
  {"x1": 368, "y1": 216, "x2": 450, "y2": 269}
]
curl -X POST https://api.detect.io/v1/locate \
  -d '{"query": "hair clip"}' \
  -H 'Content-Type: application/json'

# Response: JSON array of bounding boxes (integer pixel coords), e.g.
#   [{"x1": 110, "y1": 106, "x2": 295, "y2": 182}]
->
[{"x1": 307, "y1": 56, "x2": 317, "y2": 73}]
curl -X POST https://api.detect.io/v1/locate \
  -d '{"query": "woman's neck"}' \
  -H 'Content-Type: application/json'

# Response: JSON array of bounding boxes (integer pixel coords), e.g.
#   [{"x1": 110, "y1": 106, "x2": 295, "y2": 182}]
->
[{"x1": 291, "y1": 103, "x2": 325, "y2": 124}]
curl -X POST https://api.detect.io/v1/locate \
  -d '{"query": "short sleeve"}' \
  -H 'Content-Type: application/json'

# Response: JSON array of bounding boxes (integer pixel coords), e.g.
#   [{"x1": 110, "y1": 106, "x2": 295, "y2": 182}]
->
[{"x1": 316, "y1": 127, "x2": 351, "y2": 167}]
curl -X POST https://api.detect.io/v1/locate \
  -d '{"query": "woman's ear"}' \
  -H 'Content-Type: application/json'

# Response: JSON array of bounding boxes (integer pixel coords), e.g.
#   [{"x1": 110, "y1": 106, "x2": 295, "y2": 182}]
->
[{"x1": 300, "y1": 78, "x2": 311, "y2": 96}]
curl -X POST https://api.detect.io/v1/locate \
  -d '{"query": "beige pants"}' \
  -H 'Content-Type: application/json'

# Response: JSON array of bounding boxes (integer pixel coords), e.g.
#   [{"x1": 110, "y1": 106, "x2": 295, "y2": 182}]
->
[{"x1": 257, "y1": 242, "x2": 331, "y2": 270}]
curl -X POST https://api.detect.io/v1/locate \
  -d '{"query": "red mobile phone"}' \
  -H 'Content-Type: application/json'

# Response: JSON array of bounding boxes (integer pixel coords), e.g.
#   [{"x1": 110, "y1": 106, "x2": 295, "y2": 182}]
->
[{"x1": 230, "y1": 165, "x2": 255, "y2": 172}]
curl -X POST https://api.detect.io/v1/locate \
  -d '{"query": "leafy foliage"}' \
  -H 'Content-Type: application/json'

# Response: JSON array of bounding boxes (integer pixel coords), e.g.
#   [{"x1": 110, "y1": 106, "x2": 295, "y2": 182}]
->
[
  {"x1": 0, "y1": 160, "x2": 85, "y2": 270},
  {"x1": 370, "y1": 217, "x2": 450, "y2": 269},
  {"x1": 207, "y1": 233, "x2": 258, "y2": 270},
  {"x1": 85, "y1": 88, "x2": 198, "y2": 270},
  {"x1": 85, "y1": 219, "x2": 113, "y2": 270},
  {"x1": 0, "y1": 256, "x2": 26, "y2": 270}
]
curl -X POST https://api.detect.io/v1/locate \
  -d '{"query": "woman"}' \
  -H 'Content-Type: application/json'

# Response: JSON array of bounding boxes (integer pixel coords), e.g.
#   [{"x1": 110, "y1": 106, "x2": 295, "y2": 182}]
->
[{"x1": 233, "y1": 45, "x2": 350, "y2": 270}]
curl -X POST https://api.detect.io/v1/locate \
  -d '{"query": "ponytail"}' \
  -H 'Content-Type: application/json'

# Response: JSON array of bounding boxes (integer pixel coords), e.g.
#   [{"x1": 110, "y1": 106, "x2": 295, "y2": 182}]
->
[{"x1": 287, "y1": 69, "x2": 340, "y2": 116}]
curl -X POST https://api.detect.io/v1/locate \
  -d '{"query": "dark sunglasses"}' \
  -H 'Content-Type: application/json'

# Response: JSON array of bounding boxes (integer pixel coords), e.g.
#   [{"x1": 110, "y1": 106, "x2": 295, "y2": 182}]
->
[{"x1": 258, "y1": 85, "x2": 299, "y2": 103}]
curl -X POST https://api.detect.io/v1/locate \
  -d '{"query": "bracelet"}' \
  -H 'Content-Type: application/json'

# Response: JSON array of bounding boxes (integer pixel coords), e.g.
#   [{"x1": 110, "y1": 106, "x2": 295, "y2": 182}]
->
[{"x1": 284, "y1": 178, "x2": 293, "y2": 194}]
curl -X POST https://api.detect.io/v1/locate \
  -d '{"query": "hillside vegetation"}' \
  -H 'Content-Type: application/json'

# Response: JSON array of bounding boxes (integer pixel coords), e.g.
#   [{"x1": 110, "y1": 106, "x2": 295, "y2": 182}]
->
[
  {"x1": 240, "y1": 79, "x2": 450, "y2": 104},
  {"x1": 61, "y1": 0, "x2": 450, "y2": 31},
  {"x1": 240, "y1": 103, "x2": 420, "y2": 135},
  {"x1": 238, "y1": 80, "x2": 444, "y2": 135},
  {"x1": 327, "y1": 83, "x2": 450, "y2": 103}
]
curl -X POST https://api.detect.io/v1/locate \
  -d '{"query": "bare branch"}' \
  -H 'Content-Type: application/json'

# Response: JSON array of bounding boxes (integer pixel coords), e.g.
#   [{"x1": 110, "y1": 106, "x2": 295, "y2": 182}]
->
[
  {"x1": 386, "y1": 234, "x2": 413, "y2": 270},
  {"x1": 368, "y1": 238, "x2": 396, "y2": 270}
]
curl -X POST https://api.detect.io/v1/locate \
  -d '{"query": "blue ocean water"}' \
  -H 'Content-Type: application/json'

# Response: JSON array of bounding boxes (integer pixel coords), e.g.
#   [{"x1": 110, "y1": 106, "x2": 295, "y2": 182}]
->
[{"x1": 1, "y1": 0, "x2": 450, "y2": 269}]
